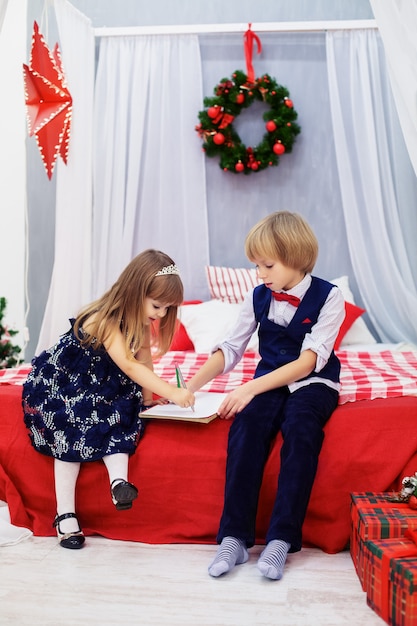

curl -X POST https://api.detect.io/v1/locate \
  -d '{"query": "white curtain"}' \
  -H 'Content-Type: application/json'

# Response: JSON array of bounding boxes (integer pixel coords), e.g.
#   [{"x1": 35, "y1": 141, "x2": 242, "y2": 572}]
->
[
  {"x1": 36, "y1": 0, "x2": 95, "y2": 352},
  {"x1": 0, "y1": 0, "x2": 7, "y2": 33},
  {"x1": 326, "y1": 29, "x2": 417, "y2": 344},
  {"x1": 92, "y1": 34, "x2": 208, "y2": 300},
  {"x1": 369, "y1": 0, "x2": 417, "y2": 178}
]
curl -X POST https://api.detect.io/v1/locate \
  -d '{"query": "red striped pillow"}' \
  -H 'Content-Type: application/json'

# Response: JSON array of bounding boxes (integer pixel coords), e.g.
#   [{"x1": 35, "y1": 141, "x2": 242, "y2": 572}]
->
[{"x1": 205, "y1": 266, "x2": 260, "y2": 303}]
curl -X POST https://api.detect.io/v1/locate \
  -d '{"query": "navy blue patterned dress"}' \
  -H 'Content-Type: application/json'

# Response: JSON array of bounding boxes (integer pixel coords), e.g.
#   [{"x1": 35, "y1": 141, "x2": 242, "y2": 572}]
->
[{"x1": 22, "y1": 321, "x2": 145, "y2": 462}]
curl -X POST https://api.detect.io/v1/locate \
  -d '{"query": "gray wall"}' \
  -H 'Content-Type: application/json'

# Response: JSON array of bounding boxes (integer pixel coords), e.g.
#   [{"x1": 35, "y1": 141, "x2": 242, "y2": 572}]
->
[{"x1": 61, "y1": 0, "x2": 374, "y2": 27}]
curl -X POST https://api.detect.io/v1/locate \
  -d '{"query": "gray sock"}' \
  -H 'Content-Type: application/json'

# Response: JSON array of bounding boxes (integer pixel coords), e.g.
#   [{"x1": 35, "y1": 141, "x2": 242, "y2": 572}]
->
[
  {"x1": 257, "y1": 539, "x2": 290, "y2": 580},
  {"x1": 208, "y1": 536, "x2": 249, "y2": 577}
]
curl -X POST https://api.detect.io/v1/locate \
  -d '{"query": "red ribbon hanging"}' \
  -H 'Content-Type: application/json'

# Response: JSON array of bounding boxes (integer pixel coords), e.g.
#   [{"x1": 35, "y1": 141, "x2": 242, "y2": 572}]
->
[{"x1": 243, "y1": 23, "x2": 262, "y2": 84}]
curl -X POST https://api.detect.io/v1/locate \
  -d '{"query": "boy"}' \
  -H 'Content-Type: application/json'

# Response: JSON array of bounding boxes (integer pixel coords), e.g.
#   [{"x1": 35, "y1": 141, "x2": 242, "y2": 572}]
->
[{"x1": 188, "y1": 211, "x2": 345, "y2": 580}]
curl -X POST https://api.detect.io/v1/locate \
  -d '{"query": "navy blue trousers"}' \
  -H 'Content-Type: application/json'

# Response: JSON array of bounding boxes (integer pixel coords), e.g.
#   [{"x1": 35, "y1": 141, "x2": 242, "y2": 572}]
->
[{"x1": 217, "y1": 383, "x2": 339, "y2": 552}]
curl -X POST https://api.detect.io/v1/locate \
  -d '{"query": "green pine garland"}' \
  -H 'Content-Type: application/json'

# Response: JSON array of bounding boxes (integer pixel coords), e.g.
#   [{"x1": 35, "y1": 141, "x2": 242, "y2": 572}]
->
[
  {"x1": 0, "y1": 297, "x2": 23, "y2": 368},
  {"x1": 196, "y1": 70, "x2": 300, "y2": 174}
]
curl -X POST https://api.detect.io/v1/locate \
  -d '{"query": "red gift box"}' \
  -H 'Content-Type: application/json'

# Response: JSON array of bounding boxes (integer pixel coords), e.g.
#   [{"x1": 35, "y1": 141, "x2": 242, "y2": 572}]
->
[
  {"x1": 364, "y1": 531, "x2": 417, "y2": 625},
  {"x1": 350, "y1": 493, "x2": 417, "y2": 591}
]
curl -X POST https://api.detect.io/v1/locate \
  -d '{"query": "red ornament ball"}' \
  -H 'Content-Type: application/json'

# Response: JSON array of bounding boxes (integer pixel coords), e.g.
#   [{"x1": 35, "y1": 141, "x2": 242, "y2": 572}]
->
[
  {"x1": 251, "y1": 162, "x2": 259, "y2": 171},
  {"x1": 284, "y1": 98, "x2": 293, "y2": 108},
  {"x1": 207, "y1": 106, "x2": 220, "y2": 119},
  {"x1": 213, "y1": 132, "x2": 225, "y2": 146},
  {"x1": 273, "y1": 142, "x2": 285, "y2": 155},
  {"x1": 266, "y1": 120, "x2": 277, "y2": 132},
  {"x1": 409, "y1": 495, "x2": 417, "y2": 510},
  {"x1": 235, "y1": 162, "x2": 245, "y2": 172},
  {"x1": 235, "y1": 93, "x2": 245, "y2": 104}
]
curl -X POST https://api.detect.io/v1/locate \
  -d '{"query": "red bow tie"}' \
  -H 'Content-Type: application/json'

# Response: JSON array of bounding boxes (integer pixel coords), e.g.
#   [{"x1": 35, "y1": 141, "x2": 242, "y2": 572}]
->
[{"x1": 271, "y1": 292, "x2": 301, "y2": 307}]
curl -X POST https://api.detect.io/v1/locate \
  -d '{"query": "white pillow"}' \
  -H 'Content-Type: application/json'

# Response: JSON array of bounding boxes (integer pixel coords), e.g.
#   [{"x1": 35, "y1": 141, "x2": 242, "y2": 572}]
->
[
  {"x1": 330, "y1": 275, "x2": 355, "y2": 304},
  {"x1": 198, "y1": 271, "x2": 375, "y2": 349},
  {"x1": 330, "y1": 276, "x2": 377, "y2": 346},
  {"x1": 205, "y1": 265, "x2": 261, "y2": 303},
  {"x1": 179, "y1": 300, "x2": 259, "y2": 353}
]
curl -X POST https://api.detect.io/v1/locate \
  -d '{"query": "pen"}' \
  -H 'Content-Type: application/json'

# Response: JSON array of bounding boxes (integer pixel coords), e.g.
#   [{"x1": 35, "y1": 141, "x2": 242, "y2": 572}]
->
[
  {"x1": 175, "y1": 366, "x2": 181, "y2": 389},
  {"x1": 175, "y1": 362, "x2": 195, "y2": 412}
]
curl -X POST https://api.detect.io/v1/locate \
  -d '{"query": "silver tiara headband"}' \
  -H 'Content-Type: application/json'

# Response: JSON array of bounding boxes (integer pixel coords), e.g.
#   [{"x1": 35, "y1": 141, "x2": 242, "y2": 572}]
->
[{"x1": 155, "y1": 264, "x2": 180, "y2": 276}]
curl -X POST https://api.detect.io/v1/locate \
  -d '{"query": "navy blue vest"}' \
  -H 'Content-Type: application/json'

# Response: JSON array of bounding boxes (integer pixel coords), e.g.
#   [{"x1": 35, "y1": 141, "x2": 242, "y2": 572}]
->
[{"x1": 253, "y1": 278, "x2": 341, "y2": 383}]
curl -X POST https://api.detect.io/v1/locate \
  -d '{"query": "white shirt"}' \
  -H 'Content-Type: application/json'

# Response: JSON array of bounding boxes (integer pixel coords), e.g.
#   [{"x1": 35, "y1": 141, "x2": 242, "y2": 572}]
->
[{"x1": 216, "y1": 274, "x2": 346, "y2": 393}]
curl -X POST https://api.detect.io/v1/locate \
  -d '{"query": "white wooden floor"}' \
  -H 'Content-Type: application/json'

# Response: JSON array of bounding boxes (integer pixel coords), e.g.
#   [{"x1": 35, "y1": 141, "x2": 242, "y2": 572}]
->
[{"x1": 0, "y1": 532, "x2": 386, "y2": 626}]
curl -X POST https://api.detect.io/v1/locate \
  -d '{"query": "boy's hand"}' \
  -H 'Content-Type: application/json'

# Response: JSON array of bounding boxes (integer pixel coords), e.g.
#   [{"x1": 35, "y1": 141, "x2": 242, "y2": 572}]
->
[{"x1": 217, "y1": 386, "x2": 254, "y2": 420}]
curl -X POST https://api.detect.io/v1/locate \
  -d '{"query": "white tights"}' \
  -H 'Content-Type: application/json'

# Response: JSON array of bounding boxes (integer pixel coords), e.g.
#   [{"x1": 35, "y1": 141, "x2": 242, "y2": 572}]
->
[{"x1": 54, "y1": 453, "x2": 129, "y2": 533}]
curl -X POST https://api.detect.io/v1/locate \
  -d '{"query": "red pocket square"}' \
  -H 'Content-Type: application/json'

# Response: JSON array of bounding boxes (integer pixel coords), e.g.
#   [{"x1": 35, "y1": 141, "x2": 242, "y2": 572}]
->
[{"x1": 302, "y1": 318, "x2": 312, "y2": 324}]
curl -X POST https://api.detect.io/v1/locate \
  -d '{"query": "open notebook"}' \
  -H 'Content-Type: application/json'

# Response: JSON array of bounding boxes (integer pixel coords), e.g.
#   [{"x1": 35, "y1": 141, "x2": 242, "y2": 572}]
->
[{"x1": 139, "y1": 391, "x2": 227, "y2": 424}]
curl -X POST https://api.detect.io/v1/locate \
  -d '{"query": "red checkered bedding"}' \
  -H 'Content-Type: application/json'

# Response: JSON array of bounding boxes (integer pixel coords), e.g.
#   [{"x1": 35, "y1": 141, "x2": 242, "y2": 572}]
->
[
  {"x1": 0, "y1": 365, "x2": 32, "y2": 385},
  {"x1": 336, "y1": 349, "x2": 417, "y2": 403},
  {"x1": 3, "y1": 348, "x2": 417, "y2": 405}
]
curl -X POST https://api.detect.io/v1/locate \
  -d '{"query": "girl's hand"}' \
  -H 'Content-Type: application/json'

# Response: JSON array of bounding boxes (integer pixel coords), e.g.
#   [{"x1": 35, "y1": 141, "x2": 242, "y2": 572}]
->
[
  {"x1": 217, "y1": 386, "x2": 254, "y2": 420},
  {"x1": 143, "y1": 398, "x2": 170, "y2": 408},
  {"x1": 170, "y1": 387, "x2": 195, "y2": 409}
]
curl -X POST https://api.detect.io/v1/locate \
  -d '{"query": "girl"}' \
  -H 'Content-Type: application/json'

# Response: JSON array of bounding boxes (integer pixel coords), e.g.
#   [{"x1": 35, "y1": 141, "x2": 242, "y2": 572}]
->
[
  {"x1": 187, "y1": 212, "x2": 345, "y2": 580},
  {"x1": 22, "y1": 249, "x2": 195, "y2": 550}
]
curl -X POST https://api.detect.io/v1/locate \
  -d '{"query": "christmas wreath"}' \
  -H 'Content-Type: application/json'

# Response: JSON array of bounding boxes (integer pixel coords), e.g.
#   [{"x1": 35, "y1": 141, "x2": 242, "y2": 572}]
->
[{"x1": 195, "y1": 69, "x2": 301, "y2": 174}]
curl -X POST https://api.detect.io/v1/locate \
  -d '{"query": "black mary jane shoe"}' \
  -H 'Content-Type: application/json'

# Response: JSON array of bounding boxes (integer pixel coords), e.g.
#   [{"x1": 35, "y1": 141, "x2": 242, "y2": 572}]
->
[
  {"x1": 111, "y1": 479, "x2": 139, "y2": 511},
  {"x1": 53, "y1": 512, "x2": 85, "y2": 550}
]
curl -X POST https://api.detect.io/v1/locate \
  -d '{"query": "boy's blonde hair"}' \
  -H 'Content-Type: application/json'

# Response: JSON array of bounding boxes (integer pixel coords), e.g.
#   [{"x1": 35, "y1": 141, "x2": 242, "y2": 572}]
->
[
  {"x1": 74, "y1": 249, "x2": 183, "y2": 358},
  {"x1": 245, "y1": 211, "x2": 318, "y2": 273}
]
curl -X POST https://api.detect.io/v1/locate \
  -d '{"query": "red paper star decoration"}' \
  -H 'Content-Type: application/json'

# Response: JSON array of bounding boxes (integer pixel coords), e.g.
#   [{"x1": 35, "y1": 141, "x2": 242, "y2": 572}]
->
[{"x1": 23, "y1": 21, "x2": 72, "y2": 180}]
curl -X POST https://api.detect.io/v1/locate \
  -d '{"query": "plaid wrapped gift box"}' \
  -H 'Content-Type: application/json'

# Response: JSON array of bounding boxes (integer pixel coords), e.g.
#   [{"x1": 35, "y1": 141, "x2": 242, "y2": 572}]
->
[
  {"x1": 350, "y1": 492, "x2": 417, "y2": 591},
  {"x1": 364, "y1": 533, "x2": 417, "y2": 626}
]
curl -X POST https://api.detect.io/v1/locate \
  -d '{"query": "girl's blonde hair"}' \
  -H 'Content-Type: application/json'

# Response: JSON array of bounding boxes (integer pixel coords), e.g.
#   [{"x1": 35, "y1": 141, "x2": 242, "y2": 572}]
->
[
  {"x1": 74, "y1": 249, "x2": 183, "y2": 358},
  {"x1": 245, "y1": 211, "x2": 318, "y2": 273}
]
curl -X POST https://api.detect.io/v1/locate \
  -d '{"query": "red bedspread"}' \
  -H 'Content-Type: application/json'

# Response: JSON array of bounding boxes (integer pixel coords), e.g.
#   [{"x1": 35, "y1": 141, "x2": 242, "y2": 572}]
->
[{"x1": 1, "y1": 350, "x2": 417, "y2": 553}]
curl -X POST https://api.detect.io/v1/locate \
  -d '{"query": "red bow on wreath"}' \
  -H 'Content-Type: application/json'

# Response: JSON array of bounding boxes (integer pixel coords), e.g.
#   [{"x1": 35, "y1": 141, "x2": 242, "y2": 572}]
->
[{"x1": 217, "y1": 112, "x2": 235, "y2": 130}]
